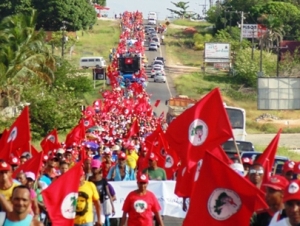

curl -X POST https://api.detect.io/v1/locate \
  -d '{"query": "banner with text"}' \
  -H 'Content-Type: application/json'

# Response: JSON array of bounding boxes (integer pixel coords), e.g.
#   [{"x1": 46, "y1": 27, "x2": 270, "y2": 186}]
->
[{"x1": 109, "y1": 181, "x2": 187, "y2": 218}]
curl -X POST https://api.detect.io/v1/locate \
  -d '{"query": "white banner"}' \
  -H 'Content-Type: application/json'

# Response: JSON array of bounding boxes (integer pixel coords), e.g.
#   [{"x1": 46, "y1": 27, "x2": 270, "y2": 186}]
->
[
  {"x1": 242, "y1": 24, "x2": 267, "y2": 38},
  {"x1": 204, "y1": 43, "x2": 230, "y2": 59},
  {"x1": 109, "y1": 181, "x2": 187, "y2": 218}
]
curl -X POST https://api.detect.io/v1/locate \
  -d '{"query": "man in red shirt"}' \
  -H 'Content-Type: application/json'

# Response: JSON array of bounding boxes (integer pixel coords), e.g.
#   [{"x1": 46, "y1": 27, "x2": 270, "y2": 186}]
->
[
  {"x1": 120, "y1": 174, "x2": 164, "y2": 226},
  {"x1": 101, "y1": 147, "x2": 114, "y2": 179}
]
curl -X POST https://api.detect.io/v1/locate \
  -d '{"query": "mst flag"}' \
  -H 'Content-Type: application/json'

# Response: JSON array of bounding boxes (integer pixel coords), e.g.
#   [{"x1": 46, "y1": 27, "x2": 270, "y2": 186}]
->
[
  {"x1": 40, "y1": 129, "x2": 60, "y2": 153},
  {"x1": 165, "y1": 88, "x2": 233, "y2": 167},
  {"x1": 0, "y1": 106, "x2": 31, "y2": 161},
  {"x1": 125, "y1": 119, "x2": 139, "y2": 139},
  {"x1": 175, "y1": 146, "x2": 232, "y2": 197},
  {"x1": 154, "y1": 100, "x2": 160, "y2": 107},
  {"x1": 256, "y1": 129, "x2": 281, "y2": 182},
  {"x1": 42, "y1": 163, "x2": 82, "y2": 226},
  {"x1": 183, "y1": 151, "x2": 267, "y2": 226},
  {"x1": 125, "y1": 57, "x2": 133, "y2": 64},
  {"x1": 12, "y1": 151, "x2": 43, "y2": 179}
]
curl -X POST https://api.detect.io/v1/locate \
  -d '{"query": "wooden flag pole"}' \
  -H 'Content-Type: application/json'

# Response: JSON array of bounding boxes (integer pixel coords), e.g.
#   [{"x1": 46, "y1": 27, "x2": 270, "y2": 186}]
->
[{"x1": 232, "y1": 136, "x2": 242, "y2": 164}]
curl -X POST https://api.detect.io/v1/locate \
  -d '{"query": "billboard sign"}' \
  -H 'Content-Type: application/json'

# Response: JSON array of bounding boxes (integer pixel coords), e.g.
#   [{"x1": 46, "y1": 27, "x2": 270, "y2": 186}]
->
[
  {"x1": 242, "y1": 24, "x2": 267, "y2": 38},
  {"x1": 204, "y1": 43, "x2": 230, "y2": 63}
]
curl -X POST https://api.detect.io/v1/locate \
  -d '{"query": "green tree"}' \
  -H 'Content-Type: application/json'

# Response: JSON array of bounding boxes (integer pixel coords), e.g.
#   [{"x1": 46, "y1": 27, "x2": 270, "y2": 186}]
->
[
  {"x1": 0, "y1": 11, "x2": 56, "y2": 105},
  {"x1": 0, "y1": 0, "x2": 33, "y2": 21},
  {"x1": 32, "y1": 0, "x2": 97, "y2": 31},
  {"x1": 167, "y1": 1, "x2": 192, "y2": 18},
  {"x1": 92, "y1": 0, "x2": 106, "y2": 6}
]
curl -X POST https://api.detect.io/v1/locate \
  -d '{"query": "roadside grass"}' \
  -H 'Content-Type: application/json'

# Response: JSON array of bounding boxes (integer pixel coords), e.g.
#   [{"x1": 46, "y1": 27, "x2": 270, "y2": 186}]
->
[
  {"x1": 52, "y1": 19, "x2": 120, "y2": 67},
  {"x1": 173, "y1": 72, "x2": 300, "y2": 134},
  {"x1": 171, "y1": 19, "x2": 212, "y2": 29},
  {"x1": 165, "y1": 20, "x2": 213, "y2": 66}
]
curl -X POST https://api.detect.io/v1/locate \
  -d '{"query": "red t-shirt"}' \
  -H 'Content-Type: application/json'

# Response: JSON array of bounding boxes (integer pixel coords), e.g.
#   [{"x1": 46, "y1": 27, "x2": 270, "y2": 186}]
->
[
  {"x1": 122, "y1": 190, "x2": 161, "y2": 226},
  {"x1": 101, "y1": 161, "x2": 114, "y2": 179}
]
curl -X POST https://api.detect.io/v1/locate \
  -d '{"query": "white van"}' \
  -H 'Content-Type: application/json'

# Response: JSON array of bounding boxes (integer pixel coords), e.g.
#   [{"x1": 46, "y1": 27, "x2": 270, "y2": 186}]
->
[
  {"x1": 79, "y1": 57, "x2": 106, "y2": 69},
  {"x1": 148, "y1": 12, "x2": 157, "y2": 20}
]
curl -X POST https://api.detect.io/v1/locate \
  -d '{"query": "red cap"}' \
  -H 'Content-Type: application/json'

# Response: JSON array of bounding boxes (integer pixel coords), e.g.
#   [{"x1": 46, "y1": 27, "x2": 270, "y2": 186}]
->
[
  {"x1": 137, "y1": 173, "x2": 149, "y2": 183},
  {"x1": 284, "y1": 180, "x2": 300, "y2": 202},
  {"x1": 9, "y1": 157, "x2": 20, "y2": 166},
  {"x1": 149, "y1": 153, "x2": 158, "y2": 161},
  {"x1": 118, "y1": 152, "x2": 127, "y2": 160},
  {"x1": 283, "y1": 161, "x2": 295, "y2": 173},
  {"x1": 0, "y1": 162, "x2": 11, "y2": 171},
  {"x1": 294, "y1": 162, "x2": 300, "y2": 174},
  {"x1": 262, "y1": 175, "x2": 288, "y2": 191},
  {"x1": 242, "y1": 157, "x2": 253, "y2": 165}
]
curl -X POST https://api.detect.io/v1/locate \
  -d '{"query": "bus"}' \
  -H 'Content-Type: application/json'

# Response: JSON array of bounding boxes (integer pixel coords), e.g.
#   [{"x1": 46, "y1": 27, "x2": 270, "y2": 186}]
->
[{"x1": 224, "y1": 104, "x2": 246, "y2": 141}]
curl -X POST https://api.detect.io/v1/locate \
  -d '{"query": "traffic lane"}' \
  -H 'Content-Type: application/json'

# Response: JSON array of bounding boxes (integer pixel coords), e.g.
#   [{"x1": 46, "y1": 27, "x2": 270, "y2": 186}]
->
[{"x1": 145, "y1": 45, "x2": 169, "y2": 116}]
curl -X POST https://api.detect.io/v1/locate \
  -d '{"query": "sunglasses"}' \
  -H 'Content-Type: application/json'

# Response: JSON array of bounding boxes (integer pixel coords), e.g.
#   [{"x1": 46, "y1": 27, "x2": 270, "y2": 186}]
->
[{"x1": 249, "y1": 169, "x2": 264, "y2": 175}]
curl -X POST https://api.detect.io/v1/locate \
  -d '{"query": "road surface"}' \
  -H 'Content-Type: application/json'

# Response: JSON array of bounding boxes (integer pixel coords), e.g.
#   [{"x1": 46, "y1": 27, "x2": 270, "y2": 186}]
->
[{"x1": 144, "y1": 28, "x2": 184, "y2": 226}]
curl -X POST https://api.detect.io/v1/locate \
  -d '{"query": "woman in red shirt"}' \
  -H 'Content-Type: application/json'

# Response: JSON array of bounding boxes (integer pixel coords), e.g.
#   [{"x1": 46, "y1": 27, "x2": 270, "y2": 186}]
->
[{"x1": 120, "y1": 174, "x2": 164, "y2": 226}]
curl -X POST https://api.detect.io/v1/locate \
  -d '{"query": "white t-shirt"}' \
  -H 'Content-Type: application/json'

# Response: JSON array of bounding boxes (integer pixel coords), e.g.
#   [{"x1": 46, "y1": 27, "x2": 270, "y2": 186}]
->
[{"x1": 269, "y1": 218, "x2": 291, "y2": 226}]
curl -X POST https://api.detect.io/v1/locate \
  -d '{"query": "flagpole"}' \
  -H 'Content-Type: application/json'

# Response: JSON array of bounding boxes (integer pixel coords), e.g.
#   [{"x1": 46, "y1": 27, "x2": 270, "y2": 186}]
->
[
  {"x1": 29, "y1": 140, "x2": 32, "y2": 156},
  {"x1": 232, "y1": 136, "x2": 242, "y2": 163}
]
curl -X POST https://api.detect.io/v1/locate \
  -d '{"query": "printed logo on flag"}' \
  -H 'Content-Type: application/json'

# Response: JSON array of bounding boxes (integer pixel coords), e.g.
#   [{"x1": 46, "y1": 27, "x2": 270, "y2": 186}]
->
[
  {"x1": 47, "y1": 135, "x2": 56, "y2": 143},
  {"x1": 194, "y1": 159, "x2": 203, "y2": 181},
  {"x1": 208, "y1": 188, "x2": 241, "y2": 220},
  {"x1": 7, "y1": 127, "x2": 17, "y2": 143},
  {"x1": 134, "y1": 200, "x2": 147, "y2": 213},
  {"x1": 288, "y1": 182, "x2": 299, "y2": 194},
  {"x1": 165, "y1": 155, "x2": 174, "y2": 168},
  {"x1": 188, "y1": 119, "x2": 208, "y2": 146},
  {"x1": 160, "y1": 148, "x2": 167, "y2": 157},
  {"x1": 84, "y1": 121, "x2": 89, "y2": 127},
  {"x1": 61, "y1": 192, "x2": 78, "y2": 219}
]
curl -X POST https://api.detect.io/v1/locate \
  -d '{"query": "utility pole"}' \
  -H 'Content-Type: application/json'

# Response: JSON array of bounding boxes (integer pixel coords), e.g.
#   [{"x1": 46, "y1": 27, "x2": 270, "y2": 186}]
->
[
  {"x1": 270, "y1": 45, "x2": 288, "y2": 77},
  {"x1": 251, "y1": 27, "x2": 255, "y2": 60},
  {"x1": 61, "y1": 21, "x2": 67, "y2": 58},
  {"x1": 240, "y1": 11, "x2": 244, "y2": 43}
]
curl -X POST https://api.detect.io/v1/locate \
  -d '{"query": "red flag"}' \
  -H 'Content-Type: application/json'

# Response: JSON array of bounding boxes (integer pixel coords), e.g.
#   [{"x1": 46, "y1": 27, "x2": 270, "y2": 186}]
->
[
  {"x1": 183, "y1": 151, "x2": 268, "y2": 226},
  {"x1": 125, "y1": 119, "x2": 139, "y2": 139},
  {"x1": 0, "y1": 106, "x2": 31, "y2": 161},
  {"x1": 165, "y1": 88, "x2": 233, "y2": 168},
  {"x1": 42, "y1": 163, "x2": 82, "y2": 226},
  {"x1": 82, "y1": 106, "x2": 95, "y2": 118},
  {"x1": 154, "y1": 100, "x2": 160, "y2": 107},
  {"x1": 175, "y1": 146, "x2": 232, "y2": 197},
  {"x1": 158, "y1": 111, "x2": 165, "y2": 121},
  {"x1": 125, "y1": 58, "x2": 133, "y2": 64},
  {"x1": 256, "y1": 129, "x2": 281, "y2": 182},
  {"x1": 65, "y1": 122, "x2": 85, "y2": 147},
  {"x1": 80, "y1": 117, "x2": 96, "y2": 130},
  {"x1": 12, "y1": 151, "x2": 43, "y2": 179},
  {"x1": 40, "y1": 129, "x2": 60, "y2": 153}
]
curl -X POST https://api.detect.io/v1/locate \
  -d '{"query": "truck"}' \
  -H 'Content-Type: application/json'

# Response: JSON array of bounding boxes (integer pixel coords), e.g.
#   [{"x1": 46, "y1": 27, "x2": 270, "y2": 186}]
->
[{"x1": 166, "y1": 95, "x2": 247, "y2": 141}]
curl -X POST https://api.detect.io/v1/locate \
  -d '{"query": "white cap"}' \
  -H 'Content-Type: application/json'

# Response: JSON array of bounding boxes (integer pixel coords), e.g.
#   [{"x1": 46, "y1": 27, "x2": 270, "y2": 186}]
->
[{"x1": 230, "y1": 163, "x2": 245, "y2": 176}]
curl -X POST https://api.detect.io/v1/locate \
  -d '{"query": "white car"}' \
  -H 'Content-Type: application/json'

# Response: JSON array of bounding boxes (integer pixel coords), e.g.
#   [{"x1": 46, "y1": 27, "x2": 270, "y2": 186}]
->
[
  {"x1": 149, "y1": 43, "x2": 158, "y2": 51},
  {"x1": 148, "y1": 19, "x2": 156, "y2": 25},
  {"x1": 154, "y1": 73, "x2": 166, "y2": 83},
  {"x1": 150, "y1": 38, "x2": 160, "y2": 47},
  {"x1": 152, "y1": 60, "x2": 164, "y2": 67},
  {"x1": 150, "y1": 66, "x2": 165, "y2": 78}
]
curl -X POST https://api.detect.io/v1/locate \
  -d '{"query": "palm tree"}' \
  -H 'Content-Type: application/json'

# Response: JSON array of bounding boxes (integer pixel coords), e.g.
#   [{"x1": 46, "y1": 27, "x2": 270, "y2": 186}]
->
[{"x1": 0, "y1": 10, "x2": 56, "y2": 106}]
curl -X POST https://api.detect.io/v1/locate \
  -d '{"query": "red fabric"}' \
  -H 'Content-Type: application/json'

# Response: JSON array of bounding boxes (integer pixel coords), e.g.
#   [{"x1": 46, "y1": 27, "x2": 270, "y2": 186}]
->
[
  {"x1": 122, "y1": 190, "x2": 161, "y2": 226},
  {"x1": 154, "y1": 100, "x2": 160, "y2": 107},
  {"x1": 0, "y1": 106, "x2": 31, "y2": 161},
  {"x1": 65, "y1": 121, "x2": 85, "y2": 147},
  {"x1": 42, "y1": 163, "x2": 82, "y2": 226},
  {"x1": 256, "y1": 129, "x2": 281, "y2": 183},
  {"x1": 83, "y1": 106, "x2": 95, "y2": 118},
  {"x1": 125, "y1": 119, "x2": 140, "y2": 139},
  {"x1": 80, "y1": 117, "x2": 96, "y2": 130},
  {"x1": 101, "y1": 161, "x2": 114, "y2": 179},
  {"x1": 165, "y1": 88, "x2": 233, "y2": 168},
  {"x1": 40, "y1": 129, "x2": 60, "y2": 153},
  {"x1": 175, "y1": 146, "x2": 232, "y2": 198},
  {"x1": 12, "y1": 151, "x2": 43, "y2": 179},
  {"x1": 183, "y1": 151, "x2": 268, "y2": 226},
  {"x1": 137, "y1": 155, "x2": 148, "y2": 173}
]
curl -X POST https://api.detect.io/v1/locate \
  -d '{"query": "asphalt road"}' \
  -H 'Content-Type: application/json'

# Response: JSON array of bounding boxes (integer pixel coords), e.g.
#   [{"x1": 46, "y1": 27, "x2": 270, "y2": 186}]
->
[{"x1": 144, "y1": 28, "x2": 184, "y2": 226}]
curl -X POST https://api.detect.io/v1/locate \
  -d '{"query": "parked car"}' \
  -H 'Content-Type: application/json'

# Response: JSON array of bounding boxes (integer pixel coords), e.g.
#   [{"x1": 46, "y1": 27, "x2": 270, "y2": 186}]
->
[
  {"x1": 79, "y1": 56, "x2": 106, "y2": 69},
  {"x1": 150, "y1": 66, "x2": 165, "y2": 77},
  {"x1": 154, "y1": 73, "x2": 166, "y2": 83},
  {"x1": 222, "y1": 140, "x2": 255, "y2": 159},
  {"x1": 240, "y1": 151, "x2": 289, "y2": 175},
  {"x1": 148, "y1": 43, "x2": 158, "y2": 51}
]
